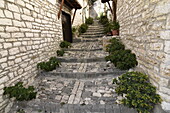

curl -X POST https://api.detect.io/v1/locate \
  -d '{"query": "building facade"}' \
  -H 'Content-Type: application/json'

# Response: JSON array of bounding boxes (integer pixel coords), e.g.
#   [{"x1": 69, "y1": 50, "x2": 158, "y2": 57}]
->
[
  {"x1": 0, "y1": 0, "x2": 80, "y2": 112},
  {"x1": 72, "y1": 0, "x2": 89, "y2": 26},
  {"x1": 117, "y1": 0, "x2": 170, "y2": 112}
]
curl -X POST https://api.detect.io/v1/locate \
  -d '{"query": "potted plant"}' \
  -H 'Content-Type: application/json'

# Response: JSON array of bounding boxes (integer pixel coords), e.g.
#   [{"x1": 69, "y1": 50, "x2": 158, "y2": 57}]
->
[
  {"x1": 104, "y1": 22, "x2": 112, "y2": 36},
  {"x1": 111, "y1": 21, "x2": 120, "y2": 36}
]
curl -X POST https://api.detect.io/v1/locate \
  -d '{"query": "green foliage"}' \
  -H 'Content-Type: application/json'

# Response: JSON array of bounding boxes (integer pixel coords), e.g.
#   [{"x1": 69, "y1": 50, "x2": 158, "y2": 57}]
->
[
  {"x1": 17, "y1": 109, "x2": 25, "y2": 113},
  {"x1": 105, "y1": 38, "x2": 138, "y2": 70},
  {"x1": 113, "y1": 72, "x2": 162, "y2": 113},
  {"x1": 104, "y1": 22, "x2": 112, "y2": 34},
  {"x1": 85, "y1": 17, "x2": 94, "y2": 25},
  {"x1": 3, "y1": 82, "x2": 37, "y2": 101},
  {"x1": 106, "y1": 38, "x2": 125, "y2": 53},
  {"x1": 99, "y1": 14, "x2": 109, "y2": 25},
  {"x1": 78, "y1": 23, "x2": 88, "y2": 34},
  {"x1": 106, "y1": 50, "x2": 138, "y2": 70},
  {"x1": 111, "y1": 21, "x2": 120, "y2": 30},
  {"x1": 60, "y1": 41, "x2": 71, "y2": 48},
  {"x1": 72, "y1": 27, "x2": 77, "y2": 36},
  {"x1": 37, "y1": 57, "x2": 61, "y2": 71},
  {"x1": 104, "y1": 21, "x2": 120, "y2": 33},
  {"x1": 72, "y1": 27, "x2": 77, "y2": 33},
  {"x1": 57, "y1": 49, "x2": 65, "y2": 56}
]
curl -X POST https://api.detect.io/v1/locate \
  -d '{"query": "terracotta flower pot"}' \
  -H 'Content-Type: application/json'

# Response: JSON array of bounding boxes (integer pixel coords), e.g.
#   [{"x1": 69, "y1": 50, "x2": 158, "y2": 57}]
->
[{"x1": 111, "y1": 30, "x2": 119, "y2": 36}]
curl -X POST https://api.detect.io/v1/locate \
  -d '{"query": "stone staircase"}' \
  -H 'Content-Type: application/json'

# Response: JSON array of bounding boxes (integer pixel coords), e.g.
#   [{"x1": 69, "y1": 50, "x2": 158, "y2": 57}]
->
[
  {"x1": 80, "y1": 20, "x2": 105, "y2": 39},
  {"x1": 9, "y1": 20, "x2": 137, "y2": 113}
]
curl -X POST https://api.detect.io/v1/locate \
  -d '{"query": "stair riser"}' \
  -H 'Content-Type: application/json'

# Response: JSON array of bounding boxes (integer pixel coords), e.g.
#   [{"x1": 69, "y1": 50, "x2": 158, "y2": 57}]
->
[
  {"x1": 81, "y1": 35, "x2": 104, "y2": 38},
  {"x1": 56, "y1": 58, "x2": 105, "y2": 63},
  {"x1": 40, "y1": 71, "x2": 127, "y2": 79}
]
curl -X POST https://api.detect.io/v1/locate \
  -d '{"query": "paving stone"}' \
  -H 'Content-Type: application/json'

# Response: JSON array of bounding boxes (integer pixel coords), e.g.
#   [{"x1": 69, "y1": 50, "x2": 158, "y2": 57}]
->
[
  {"x1": 9, "y1": 20, "x2": 134, "y2": 113},
  {"x1": 93, "y1": 92, "x2": 102, "y2": 97}
]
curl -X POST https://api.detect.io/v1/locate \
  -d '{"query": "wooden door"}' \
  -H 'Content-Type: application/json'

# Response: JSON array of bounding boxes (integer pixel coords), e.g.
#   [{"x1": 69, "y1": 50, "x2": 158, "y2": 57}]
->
[{"x1": 62, "y1": 11, "x2": 73, "y2": 43}]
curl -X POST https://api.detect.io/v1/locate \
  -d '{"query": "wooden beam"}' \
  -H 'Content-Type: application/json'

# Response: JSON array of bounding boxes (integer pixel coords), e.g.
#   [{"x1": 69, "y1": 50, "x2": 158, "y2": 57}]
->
[
  {"x1": 65, "y1": 0, "x2": 75, "y2": 9},
  {"x1": 58, "y1": 0, "x2": 65, "y2": 19},
  {"x1": 112, "y1": 0, "x2": 117, "y2": 21},
  {"x1": 107, "y1": 1, "x2": 113, "y2": 15},
  {"x1": 72, "y1": 9, "x2": 77, "y2": 24}
]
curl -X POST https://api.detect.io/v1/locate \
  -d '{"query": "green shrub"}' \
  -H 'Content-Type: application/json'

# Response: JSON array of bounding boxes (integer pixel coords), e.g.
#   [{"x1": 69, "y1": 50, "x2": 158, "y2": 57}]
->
[
  {"x1": 104, "y1": 22, "x2": 112, "y2": 34},
  {"x1": 3, "y1": 82, "x2": 37, "y2": 101},
  {"x1": 72, "y1": 27, "x2": 77, "y2": 33},
  {"x1": 105, "y1": 50, "x2": 137, "y2": 70},
  {"x1": 111, "y1": 21, "x2": 120, "y2": 30},
  {"x1": 106, "y1": 38, "x2": 125, "y2": 53},
  {"x1": 105, "y1": 38, "x2": 137, "y2": 70},
  {"x1": 37, "y1": 57, "x2": 61, "y2": 71},
  {"x1": 60, "y1": 41, "x2": 71, "y2": 48},
  {"x1": 99, "y1": 14, "x2": 109, "y2": 25},
  {"x1": 57, "y1": 49, "x2": 65, "y2": 56},
  {"x1": 113, "y1": 72, "x2": 162, "y2": 113},
  {"x1": 104, "y1": 21, "x2": 120, "y2": 34},
  {"x1": 106, "y1": 42, "x2": 125, "y2": 53},
  {"x1": 78, "y1": 23, "x2": 88, "y2": 34},
  {"x1": 85, "y1": 17, "x2": 94, "y2": 25}
]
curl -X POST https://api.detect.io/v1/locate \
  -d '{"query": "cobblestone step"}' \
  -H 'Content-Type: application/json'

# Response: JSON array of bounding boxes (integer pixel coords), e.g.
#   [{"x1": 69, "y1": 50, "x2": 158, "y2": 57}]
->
[
  {"x1": 81, "y1": 34, "x2": 105, "y2": 38},
  {"x1": 83, "y1": 32, "x2": 104, "y2": 35},
  {"x1": 57, "y1": 57, "x2": 105, "y2": 63},
  {"x1": 58, "y1": 50, "x2": 107, "y2": 60},
  {"x1": 42, "y1": 71, "x2": 127, "y2": 78},
  {"x1": 63, "y1": 48, "x2": 103, "y2": 52},
  {"x1": 73, "y1": 38, "x2": 99, "y2": 43},
  {"x1": 10, "y1": 102, "x2": 137, "y2": 113}
]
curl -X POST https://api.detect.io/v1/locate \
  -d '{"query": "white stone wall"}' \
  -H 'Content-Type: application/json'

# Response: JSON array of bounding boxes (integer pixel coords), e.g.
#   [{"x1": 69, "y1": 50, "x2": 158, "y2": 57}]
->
[
  {"x1": 117, "y1": 0, "x2": 170, "y2": 111},
  {"x1": 72, "y1": 0, "x2": 89, "y2": 26},
  {"x1": 0, "y1": 0, "x2": 71, "y2": 112}
]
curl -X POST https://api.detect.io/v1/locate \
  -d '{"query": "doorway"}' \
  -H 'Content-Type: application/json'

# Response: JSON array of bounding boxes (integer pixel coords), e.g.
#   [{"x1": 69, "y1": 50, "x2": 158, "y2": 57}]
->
[{"x1": 62, "y1": 11, "x2": 73, "y2": 43}]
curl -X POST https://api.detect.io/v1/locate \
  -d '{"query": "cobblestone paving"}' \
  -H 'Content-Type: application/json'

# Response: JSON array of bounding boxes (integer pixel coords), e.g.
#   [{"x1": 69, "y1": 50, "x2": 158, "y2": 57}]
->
[{"x1": 9, "y1": 20, "x2": 137, "y2": 113}]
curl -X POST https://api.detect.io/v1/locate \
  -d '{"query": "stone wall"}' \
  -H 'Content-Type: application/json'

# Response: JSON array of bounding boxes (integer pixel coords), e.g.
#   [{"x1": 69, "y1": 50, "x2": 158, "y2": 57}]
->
[
  {"x1": 117, "y1": 0, "x2": 170, "y2": 111},
  {"x1": 0, "y1": 0, "x2": 71, "y2": 112}
]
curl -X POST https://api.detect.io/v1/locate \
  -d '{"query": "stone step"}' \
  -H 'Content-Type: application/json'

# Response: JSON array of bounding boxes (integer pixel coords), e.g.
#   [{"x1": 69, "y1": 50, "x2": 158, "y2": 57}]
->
[
  {"x1": 57, "y1": 50, "x2": 107, "y2": 60},
  {"x1": 57, "y1": 57, "x2": 105, "y2": 63},
  {"x1": 88, "y1": 26, "x2": 104, "y2": 28},
  {"x1": 73, "y1": 39, "x2": 99, "y2": 43},
  {"x1": 10, "y1": 101, "x2": 137, "y2": 113},
  {"x1": 83, "y1": 32, "x2": 104, "y2": 36},
  {"x1": 87, "y1": 28, "x2": 104, "y2": 31},
  {"x1": 47, "y1": 61, "x2": 128, "y2": 78},
  {"x1": 81, "y1": 34, "x2": 104, "y2": 38},
  {"x1": 85, "y1": 31, "x2": 104, "y2": 34},
  {"x1": 40, "y1": 71, "x2": 127, "y2": 79},
  {"x1": 63, "y1": 48, "x2": 103, "y2": 52},
  {"x1": 70, "y1": 41, "x2": 103, "y2": 50}
]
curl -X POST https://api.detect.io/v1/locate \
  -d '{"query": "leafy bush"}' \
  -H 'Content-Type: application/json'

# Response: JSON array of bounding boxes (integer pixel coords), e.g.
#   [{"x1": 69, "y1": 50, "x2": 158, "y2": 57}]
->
[
  {"x1": 57, "y1": 49, "x2": 65, "y2": 56},
  {"x1": 3, "y1": 82, "x2": 37, "y2": 101},
  {"x1": 99, "y1": 14, "x2": 109, "y2": 25},
  {"x1": 113, "y1": 72, "x2": 162, "y2": 113},
  {"x1": 78, "y1": 23, "x2": 88, "y2": 34},
  {"x1": 105, "y1": 38, "x2": 138, "y2": 70},
  {"x1": 72, "y1": 27, "x2": 77, "y2": 33},
  {"x1": 106, "y1": 50, "x2": 138, "y2": 70},
  {"x1": 104, "y1": 21, "x2": 120, "y2": 34},
  {"x1": 37, "y1": 57, "x2": 61, "y2": 71},
  {"x1": 111, "y1": 21, "x2": 120, "y2": 30},
  {"x1": 85, "y1": 17, "x2": 94, "y2": 25},
  {"x1": 60, "y1": 41, "x2": 71, "y2": 48},
  {"x1": 104, "y1": 22, "x2": 112, "y2": 34},
  {"x1": 106, "y1": 40, "x2": 125, "y2": 53}
]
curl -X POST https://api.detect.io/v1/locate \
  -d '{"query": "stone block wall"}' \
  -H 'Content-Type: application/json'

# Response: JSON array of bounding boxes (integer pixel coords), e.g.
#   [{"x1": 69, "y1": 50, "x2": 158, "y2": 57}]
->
[
  {"x1": 117, "y1": 0, "x2": 170, "y2": 111},
  {"x1": 0, "y1": 0, "x2": 71, "y2": 112}
]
